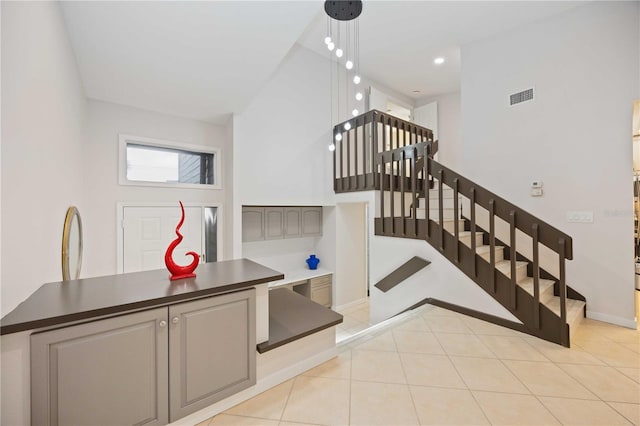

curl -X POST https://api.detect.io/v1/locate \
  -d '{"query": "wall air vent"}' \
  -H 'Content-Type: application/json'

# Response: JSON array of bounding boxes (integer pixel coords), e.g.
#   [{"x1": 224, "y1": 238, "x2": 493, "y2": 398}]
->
[{"x1": 510, "y1": 88, "x2": 534, "y2": 106}]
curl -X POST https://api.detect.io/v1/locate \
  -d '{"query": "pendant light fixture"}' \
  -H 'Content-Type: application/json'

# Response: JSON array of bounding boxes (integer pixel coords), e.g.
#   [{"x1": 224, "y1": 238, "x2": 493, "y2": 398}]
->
[{"x1": 325, "y1": 1, "x2": 363, "y2": 151}]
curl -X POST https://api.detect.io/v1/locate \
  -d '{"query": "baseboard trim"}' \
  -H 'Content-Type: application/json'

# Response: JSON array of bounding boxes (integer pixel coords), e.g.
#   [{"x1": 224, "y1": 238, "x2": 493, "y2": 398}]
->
[
  {"x1": 412, "y1": 298, "x2": 529, "y2": 334},
  {"x1": 586, "y1": 310, "x2": 638, "y2": 329},
  {"x1": 333, "y1": 297, "x2": 368, "y2": 313}
]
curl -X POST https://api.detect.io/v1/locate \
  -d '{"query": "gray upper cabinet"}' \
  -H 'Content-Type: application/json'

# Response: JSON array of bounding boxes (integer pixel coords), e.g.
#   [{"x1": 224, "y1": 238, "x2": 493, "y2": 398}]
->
[
  {"x1": 169, "y1": 289, "x2": 256, "y2": 422},
  {"x1": 284, "y1": 208, "x2": 301, "y2": 238},
  {"x1": 264, "y1": 208, "x2": 285, "y2": 240},
  {"x1": 243, "y1": 206, "x2": 322, "y2": 242},
  {"x1": 302, "y1": 207, "x2": 323, "y2": 237},
  {"x1": 31, "y1": 308, "x2": 169, "y2": 426},
  {"x1": 242, "y1": 208, "x2": 265, "y2": 242}
]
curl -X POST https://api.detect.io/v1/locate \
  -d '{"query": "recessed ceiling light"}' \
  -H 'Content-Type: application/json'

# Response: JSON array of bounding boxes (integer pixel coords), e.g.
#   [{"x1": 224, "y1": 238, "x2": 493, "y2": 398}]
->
[{"x1": 434, "y1": 57, "x2": 445, "y2": 65}]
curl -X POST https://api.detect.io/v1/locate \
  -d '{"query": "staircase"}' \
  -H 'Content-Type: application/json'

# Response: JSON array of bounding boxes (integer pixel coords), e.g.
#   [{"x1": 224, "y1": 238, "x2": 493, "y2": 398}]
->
[{"x1": 333, "y1": 110, "x2": 586, "y2": 347}]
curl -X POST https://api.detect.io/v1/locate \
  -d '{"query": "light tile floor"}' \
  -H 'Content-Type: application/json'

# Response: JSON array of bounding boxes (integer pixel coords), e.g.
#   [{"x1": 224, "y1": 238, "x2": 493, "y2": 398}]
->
[
  {"x1": 199, "y1": 303, "x2": 640, "y2": 426},
  {"x1": 334, "y1": 299, "x2": 372, "y2": 342}
]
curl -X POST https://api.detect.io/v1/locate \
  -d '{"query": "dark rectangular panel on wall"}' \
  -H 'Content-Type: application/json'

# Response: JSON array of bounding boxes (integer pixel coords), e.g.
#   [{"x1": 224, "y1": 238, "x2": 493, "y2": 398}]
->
[{"x1": 375, "y1": 256, "x2": 431, "y2": 293}]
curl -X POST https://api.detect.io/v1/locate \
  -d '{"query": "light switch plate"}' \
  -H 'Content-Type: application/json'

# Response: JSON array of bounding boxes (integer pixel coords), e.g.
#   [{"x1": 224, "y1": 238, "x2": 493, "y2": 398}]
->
[
  {"x1": 531, "y1": 180, "x2": 543, "y2": 188},
  {"x1": 530, "y1": 188, "x2": 543, "y2": 196},
  {"x1": 566, "y1": 211, "x2": 594, "y2": 223}
]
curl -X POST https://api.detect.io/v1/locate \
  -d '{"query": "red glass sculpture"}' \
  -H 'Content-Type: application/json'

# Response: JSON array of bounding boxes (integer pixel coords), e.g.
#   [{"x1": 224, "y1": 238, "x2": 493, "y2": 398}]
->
[{"x1": 165, "y1": 201, "x2": 199, "y2": 281}]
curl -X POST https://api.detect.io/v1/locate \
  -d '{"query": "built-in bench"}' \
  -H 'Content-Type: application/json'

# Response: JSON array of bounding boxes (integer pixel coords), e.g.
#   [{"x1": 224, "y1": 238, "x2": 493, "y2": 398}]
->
[{"x1": 257, "y1": 288, "x2": 343, "y2": 353}]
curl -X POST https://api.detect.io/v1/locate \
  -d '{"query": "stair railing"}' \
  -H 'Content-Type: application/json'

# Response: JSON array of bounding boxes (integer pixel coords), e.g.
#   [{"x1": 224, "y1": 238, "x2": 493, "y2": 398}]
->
[
  {"x1": 333, "y1": 110, "x2": 434, "y2": 193},
  {"x1": 375, "y1": 142, "x2": 574, "y2": 346}
]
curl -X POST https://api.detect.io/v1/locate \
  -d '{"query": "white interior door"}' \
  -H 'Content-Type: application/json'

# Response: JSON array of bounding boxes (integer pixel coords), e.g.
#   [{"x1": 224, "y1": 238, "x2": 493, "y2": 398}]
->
[{"x1": 123, "y1": 206, "x2": 203, "y2": 273}]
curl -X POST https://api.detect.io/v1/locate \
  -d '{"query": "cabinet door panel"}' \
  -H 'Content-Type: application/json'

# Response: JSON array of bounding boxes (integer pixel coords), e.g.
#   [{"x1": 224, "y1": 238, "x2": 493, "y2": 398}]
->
[
  {"x1": 31, "y1": 308, "x2": 168, "y2": 426},
  {"x1": 301, "y1": 207, "x2": 322, "y2": 237},
  {"x1": 169, "y1": 289, "x2": 256, "y2": 421},
  {"x1": 264, "y1": 208, "x2": 284, "y2": 240},
  {"x1": 242, "y1": 208, "x2": 264, "y2": 242},
  {"x1": 284, "y1": 208, "x2": 301, "y2": 238}
]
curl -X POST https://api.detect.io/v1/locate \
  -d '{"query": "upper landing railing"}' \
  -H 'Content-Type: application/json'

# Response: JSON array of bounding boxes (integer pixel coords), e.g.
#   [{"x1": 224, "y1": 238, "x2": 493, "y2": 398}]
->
[{"x1": 333, "y1": 110, "x2": 435, "y2": 193}]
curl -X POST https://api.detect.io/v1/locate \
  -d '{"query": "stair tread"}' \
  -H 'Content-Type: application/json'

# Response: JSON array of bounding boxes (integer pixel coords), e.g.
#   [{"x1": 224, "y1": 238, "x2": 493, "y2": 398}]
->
[
  {"x1": 517, "y1": 276, "x2": 555, "y2": 293},
  {"x1": 475, "y1": 245, "x2": 504, "y2": 254},
  {"x1": 495, "y1": 260, "x2": 528, "y2": 271},
  {"x1": 546, "y1": 297, "x2": 585, "y2": 322}
]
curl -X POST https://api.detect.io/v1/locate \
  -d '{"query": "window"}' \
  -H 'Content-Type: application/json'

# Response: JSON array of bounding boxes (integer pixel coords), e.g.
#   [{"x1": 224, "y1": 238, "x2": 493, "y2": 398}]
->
[{"x1": 119, "y1": 135, "x2": 221, "y2": 189}]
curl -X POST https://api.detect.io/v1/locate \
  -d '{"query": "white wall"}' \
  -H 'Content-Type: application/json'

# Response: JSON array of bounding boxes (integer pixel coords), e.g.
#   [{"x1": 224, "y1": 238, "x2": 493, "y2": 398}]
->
[
  {"x1": 82, "y1": 100, "x2": 232, "y2": 278},
  {"x1": 1, "y1": 1, "x2": 87, "y2": 315},
  {"x1": 335, "y1": 203, "x2": 367, "y2": 307},
  {"x1": 460, "y1": 2, "x2": 639, "y2": 327},
  {"x1": 416, "y1": 92, "x2": 462, "y2": 170},
  {"x1": 232, "y1": 45, "x2": 336, "y2": 257}
]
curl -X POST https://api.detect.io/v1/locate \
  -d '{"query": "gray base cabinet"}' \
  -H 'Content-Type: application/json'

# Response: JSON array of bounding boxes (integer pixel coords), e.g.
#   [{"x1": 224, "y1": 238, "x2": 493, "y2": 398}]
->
[
  {"x1": 31, "y1": 289, "x2": 256, "y2": 426},
  {"x1": 31, "y1": 308, "x2": 169, "y2": 426},
  {"x1": 169, "y1": 291, "x2": 256, "y2": 422}
]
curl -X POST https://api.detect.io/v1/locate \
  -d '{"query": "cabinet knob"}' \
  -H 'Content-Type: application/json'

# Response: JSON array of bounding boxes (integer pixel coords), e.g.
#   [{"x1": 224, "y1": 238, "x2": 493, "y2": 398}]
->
[
  {"x1": 171, "y1": 316, "x2": 180, "y2": 324},
  {"x1": 159, "y1": 320, "x2": 167, "y2": 328}
]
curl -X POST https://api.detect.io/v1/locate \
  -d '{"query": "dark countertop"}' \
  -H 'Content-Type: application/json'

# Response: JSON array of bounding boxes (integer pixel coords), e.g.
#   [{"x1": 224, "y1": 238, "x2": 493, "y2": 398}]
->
[
  {"x1": 1, "y1": 259, "x2": 284, "y2": 335},
  {"x1": 257, "y1": 288, "x2": 343, "y2": 353}
]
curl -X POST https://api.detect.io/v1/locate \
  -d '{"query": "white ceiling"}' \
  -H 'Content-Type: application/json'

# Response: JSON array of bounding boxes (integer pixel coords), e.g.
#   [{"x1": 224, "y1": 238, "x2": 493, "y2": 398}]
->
[
  {"x1": 61, "y1": 1, "x2": 582, "y2": 124},
  {"x1": 60, "y1": 1, "x2": 322, "y2": 124}
]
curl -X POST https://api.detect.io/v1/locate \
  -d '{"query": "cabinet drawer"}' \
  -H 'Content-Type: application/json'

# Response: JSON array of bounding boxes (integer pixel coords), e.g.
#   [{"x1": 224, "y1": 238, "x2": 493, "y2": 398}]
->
[
  {"x1": 310, "y1": 283, "x2": 332, "y2": 308},
  {"x1": 309, "y1": 274, "x2": 332, "y2": 287}
]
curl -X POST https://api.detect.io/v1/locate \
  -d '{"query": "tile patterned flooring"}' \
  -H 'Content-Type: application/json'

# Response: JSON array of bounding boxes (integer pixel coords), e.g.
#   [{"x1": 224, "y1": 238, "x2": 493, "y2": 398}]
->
[
  {"x1": 198, "y1": 301, "x2": 640, "y2": 426},
  {"x1": 334, "y1": 300, "x2": 373, "y2": 342}
]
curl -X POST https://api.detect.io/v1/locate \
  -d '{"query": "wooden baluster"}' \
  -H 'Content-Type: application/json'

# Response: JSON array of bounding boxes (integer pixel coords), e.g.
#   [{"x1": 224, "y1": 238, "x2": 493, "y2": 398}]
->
[
  {"x1": 411, "y1": 148, "x2": 418, "y2": 237},
  {"x1": 338, "y1": 127, "x2": 344, "y2": 192},
  {"x1": 532, "y1": 223, "x2": 540, "y2": 329},
  {"x1": 453, "y1": 178, "x2": 460, "y2": 263},
  {"x1": 333, "y1": 127, "x2": 337, "y2": 192},
  {"x1": 489, "y1": 199, "x2": 496, "y2": 292},
  {"x1": 424, "y1": 148, "x2": 431, "y2": 238},
  {"x1": 559, "y1": 238, "x2": 568, "y2": 346},
  {"x1": 354, "y1": 120, "x2": 359, "y2": 188},
  {"x1": 346, "y1": 126, "x2": 351, "y2": 190},
  {"x1": 470, "y1": 188, "x2": 477, "y2": 277},
  {"x1": 390, "y1": 157, "x2": 395, "y2": 235},
  {"x1": 372, "y1": 118, "x2": 378, "y2": 188},
  {"x1": 438, "y1": 170, "x2": 444, "y2": 250},
  {"x1": 400, "y1": 150, "x2": 406, "y2": 236},
  {"x1": 380, "y1": 153, "x2": 385, "y2": 234},
  {"x1": 509, "y1": 211, "x2": 517, "y2": 309}
]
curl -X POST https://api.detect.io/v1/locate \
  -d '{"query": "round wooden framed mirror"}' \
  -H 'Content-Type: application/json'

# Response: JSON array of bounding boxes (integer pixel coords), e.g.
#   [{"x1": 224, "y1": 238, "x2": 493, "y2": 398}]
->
[{"x1": 62, "y1": 206, "x2": 83, "y2": 281}]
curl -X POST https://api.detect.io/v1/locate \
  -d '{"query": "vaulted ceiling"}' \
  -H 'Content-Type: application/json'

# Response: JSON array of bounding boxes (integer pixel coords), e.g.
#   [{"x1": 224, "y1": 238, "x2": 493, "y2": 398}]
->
[{"x1": 61, "y1": 1, "x2": 582, "y2": 124}]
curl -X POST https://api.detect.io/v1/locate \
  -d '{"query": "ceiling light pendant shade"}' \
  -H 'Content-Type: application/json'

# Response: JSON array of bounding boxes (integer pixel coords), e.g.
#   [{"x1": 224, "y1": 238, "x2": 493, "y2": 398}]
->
[
  {"x1": 353, "y1": 75, "x2": 361, "y2": 84},
  {"x1": 344, "y1": 122, "x2": 351, "y2": 131},
  {"x1": 355, "y1": 92, "x2": 363, "y2": 101},
  {"x1": 335, "y1": 48, "x2": 343, "y2": 58},
  {"x1": 329, "y1": 143, "x2": 336, "y2": 151},
  {"x1": 324, "y1": 36, "x2": 332, "y2": 45},
  {"x1": 324, "y1": 0, "x2": 363, "y2": 21},
  {"x1": 335, "y1": 133, "x2": 343, "y2": 142},
  {"x1": 346, "y1": 60, "x2": 353, "y2": 70},
  {"x1": 352, "y1": 109, "x2": 359, "y2": 116},
  {"x1": 327, "y1": 41, "x2": 335, "y2": 51}
]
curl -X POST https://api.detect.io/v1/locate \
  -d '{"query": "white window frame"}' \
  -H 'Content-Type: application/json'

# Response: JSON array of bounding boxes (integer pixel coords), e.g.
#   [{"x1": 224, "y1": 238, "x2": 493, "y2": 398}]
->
[{"x1": 118, "y1": 134, "x2": 222, "y2": 190}]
